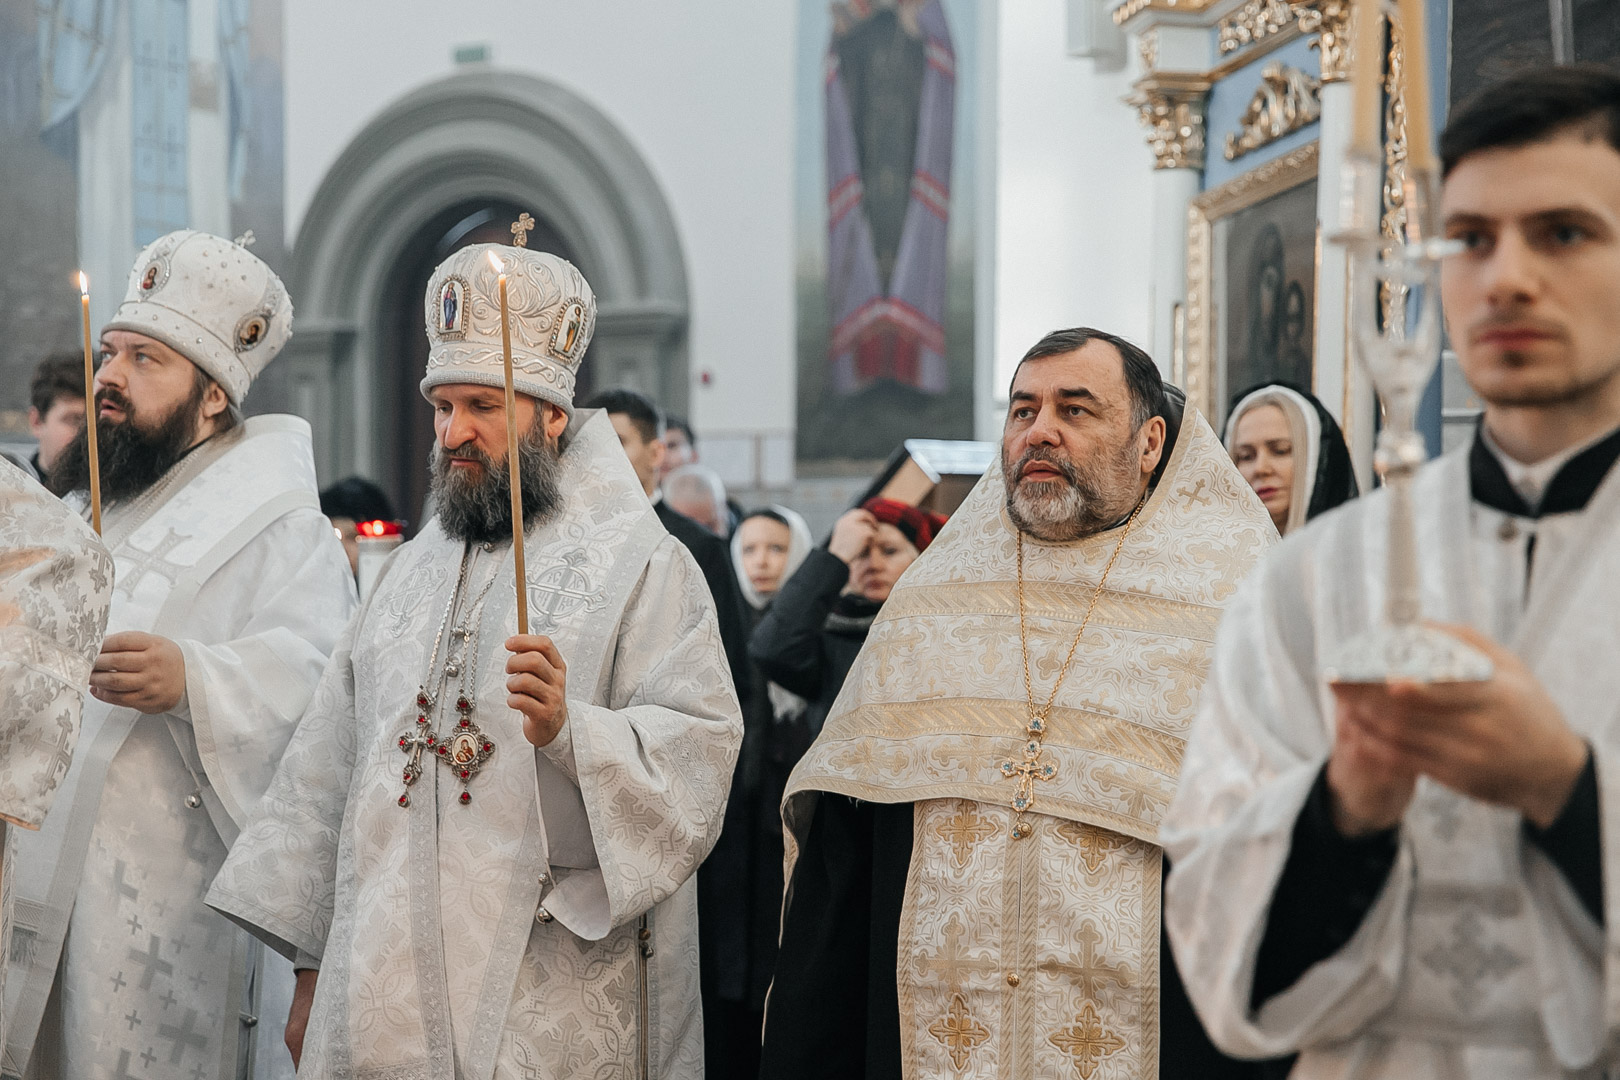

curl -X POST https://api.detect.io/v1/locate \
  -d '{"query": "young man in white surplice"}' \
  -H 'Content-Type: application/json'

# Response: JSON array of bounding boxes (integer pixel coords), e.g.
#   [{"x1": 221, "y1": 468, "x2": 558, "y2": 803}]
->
[{"x1": 1164, "y1": 65, "x2": 1620, "y2": 1079}]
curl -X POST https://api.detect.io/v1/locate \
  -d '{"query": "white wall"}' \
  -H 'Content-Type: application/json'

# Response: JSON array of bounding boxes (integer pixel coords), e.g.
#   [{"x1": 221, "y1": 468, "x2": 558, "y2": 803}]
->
[
  {"x1": 282, "y1": 0, "x2": 800, "y2": 438},
  {"x1": 987, "y1": 0, "x2": 1155, "y2": 433},
  {"x1": 283, "y1": 0, "x2": 1156, "y2": 474}
]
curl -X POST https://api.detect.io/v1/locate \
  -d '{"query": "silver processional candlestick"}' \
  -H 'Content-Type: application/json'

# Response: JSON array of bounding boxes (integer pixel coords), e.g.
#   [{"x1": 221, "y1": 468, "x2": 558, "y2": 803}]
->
[{"x1": 1320, "y1": 140, "x2": 1492, "y2": 685}]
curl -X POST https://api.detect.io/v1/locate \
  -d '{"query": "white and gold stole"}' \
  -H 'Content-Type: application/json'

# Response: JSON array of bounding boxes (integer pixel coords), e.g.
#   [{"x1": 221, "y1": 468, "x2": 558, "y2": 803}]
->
[{"x1": 784, "y1": 410, "x2": 1275, "y2": 1080}]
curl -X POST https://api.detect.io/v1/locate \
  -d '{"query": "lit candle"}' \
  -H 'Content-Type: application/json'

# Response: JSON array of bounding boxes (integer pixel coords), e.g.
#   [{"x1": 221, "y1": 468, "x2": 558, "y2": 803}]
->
[
  {"x1": 1398, "y1": 0, "x2": 1436, "y2": 173},
  {"x1": 488, "y1": 251, "x2": 528, "y2": 636},
  {"x1": 78, "y1": 272, "x2": 102, "y2": 534},
  {"x1": 1350, "y1": 0, "x2": 1384, "y2": 158}
]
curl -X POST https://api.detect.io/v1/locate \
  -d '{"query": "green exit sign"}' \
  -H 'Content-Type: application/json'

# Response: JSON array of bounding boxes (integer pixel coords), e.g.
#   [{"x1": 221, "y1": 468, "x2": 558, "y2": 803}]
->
[{"x1": 454, "y1": 44, "x2": 491, "y2": 65}]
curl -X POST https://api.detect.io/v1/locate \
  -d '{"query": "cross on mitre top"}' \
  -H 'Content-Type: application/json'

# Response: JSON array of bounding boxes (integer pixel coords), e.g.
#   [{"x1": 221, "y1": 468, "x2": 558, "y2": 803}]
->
[{"x1": 511, "y1": 212, "x2": 536, "y2": 248}]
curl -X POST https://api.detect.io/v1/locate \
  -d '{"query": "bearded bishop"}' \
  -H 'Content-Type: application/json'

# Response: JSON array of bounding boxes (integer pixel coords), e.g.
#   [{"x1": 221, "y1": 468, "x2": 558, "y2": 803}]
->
[
  {"x1": 5, "y1": 231, "x2": 357, "y2": 1080},
  {"x1": 0, "y1": 463, "x2": 112, "y2": 1045},
  {"x1": 208, "y1": 243, "x2": 743, "y2": 1078},
  {"x1": 760, "y1": 329, "x2": 1274, "y2": 1080}
]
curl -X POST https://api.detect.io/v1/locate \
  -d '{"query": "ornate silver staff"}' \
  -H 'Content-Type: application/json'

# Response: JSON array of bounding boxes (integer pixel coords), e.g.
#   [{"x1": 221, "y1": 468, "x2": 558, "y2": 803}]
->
[{"x1": 1322, "y1": 0, "x2": 1491, "y2": 684}]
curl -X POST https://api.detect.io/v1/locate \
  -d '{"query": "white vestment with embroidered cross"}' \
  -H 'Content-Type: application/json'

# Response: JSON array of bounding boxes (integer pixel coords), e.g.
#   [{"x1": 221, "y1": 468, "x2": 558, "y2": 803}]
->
[
  {"x1": 206, "y1": 409, "x2": 742, "y2": 1080},
  {"x1": 1163, "y1": 442, "x2": 1620, "y2": 1078},
  {"x1": 0, "y1": 463, "x2": 112, "y2": 1051},
  {"x1": 3, "y1": 416, "x2": 356, "y2": 1080},
  {"x1": 781, "y1": 411, "x2": 1274, "y2": 1079}
]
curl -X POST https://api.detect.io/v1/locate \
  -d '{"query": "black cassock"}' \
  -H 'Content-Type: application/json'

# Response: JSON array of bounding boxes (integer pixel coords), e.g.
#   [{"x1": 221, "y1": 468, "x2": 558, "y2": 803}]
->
[{"x1": 758, "y1": 795, "x2": 1289, "y2": 1080}]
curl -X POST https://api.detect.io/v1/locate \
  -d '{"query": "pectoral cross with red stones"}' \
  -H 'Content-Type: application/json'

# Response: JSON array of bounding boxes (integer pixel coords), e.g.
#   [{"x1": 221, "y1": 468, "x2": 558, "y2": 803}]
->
[{"x1": 396, "y1": 688, "x2": 438, "y2": 809}]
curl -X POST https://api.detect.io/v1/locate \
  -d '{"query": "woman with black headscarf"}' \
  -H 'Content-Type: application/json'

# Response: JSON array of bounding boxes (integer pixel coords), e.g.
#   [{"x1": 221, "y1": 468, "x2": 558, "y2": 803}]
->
[{"x1": 1226, "y1": 382, "x2": 1359, "y2": 535}]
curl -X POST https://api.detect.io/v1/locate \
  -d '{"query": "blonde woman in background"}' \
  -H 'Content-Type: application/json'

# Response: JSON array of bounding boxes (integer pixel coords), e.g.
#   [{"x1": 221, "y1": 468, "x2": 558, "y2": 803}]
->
[{"x1": 1226, "y1": 382, "x2": 1359, "y2": 535}]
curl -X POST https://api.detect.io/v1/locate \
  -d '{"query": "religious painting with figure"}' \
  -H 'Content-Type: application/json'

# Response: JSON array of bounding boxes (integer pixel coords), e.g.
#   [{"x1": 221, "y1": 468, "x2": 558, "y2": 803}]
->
[
  {"x1": 0, "y1": 0, "x2": 287, "y2": 440},
  {"x1": 794, "y1": 0, "x2": 978, "y2": 465},
  {"x1": 1217, "y1": 178, "x2": 1317, "y2": 422}
]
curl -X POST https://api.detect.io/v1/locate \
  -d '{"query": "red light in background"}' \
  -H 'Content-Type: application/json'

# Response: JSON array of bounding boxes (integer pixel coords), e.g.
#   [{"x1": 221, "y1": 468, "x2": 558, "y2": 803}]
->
[{"x1": 358, "y1": 520, "x2": 402, "y2": 537}]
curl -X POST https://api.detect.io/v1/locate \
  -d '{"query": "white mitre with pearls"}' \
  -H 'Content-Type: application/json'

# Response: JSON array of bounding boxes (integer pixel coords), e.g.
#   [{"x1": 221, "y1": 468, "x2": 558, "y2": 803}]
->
[
  {"x1": 103, "y1": 229, "x2": 293, "y2": 405},
  {"x1": 419, "y1": 240, "x2": 597, "y2": 417}
]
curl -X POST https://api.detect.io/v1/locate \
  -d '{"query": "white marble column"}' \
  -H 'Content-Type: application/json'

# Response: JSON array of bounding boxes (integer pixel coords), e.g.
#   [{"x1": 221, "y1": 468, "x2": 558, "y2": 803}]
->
[
  {"x1": 1149, "y1": 165, "x2": 1201, "y2": 375},
  {"x1": 1297, "y1": 0, "x2": 1376, "y2": 487}
]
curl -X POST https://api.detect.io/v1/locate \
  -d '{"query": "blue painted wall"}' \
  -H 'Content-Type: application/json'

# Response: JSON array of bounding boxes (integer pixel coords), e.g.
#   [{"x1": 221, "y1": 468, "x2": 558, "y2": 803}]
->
[
  {"x1": 1202, "y1": 35, "x2": 1323, "y2": 192},
  {"x1": 1417, "y1": 0, "x2": 1449, "y2": 455}
]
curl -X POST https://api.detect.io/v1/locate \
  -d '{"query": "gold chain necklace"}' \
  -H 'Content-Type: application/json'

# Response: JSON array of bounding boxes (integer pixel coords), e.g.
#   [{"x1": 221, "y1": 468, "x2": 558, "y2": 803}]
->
[{"x1": 1004, "y1": 498, "x2": 1144, "y2": 840}]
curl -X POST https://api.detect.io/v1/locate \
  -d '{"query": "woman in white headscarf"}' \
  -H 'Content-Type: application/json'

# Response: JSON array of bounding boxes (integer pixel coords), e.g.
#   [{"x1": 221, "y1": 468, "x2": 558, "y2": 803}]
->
[
  {"x1": 700, "y1": 505, "x2": 814, "y2": 1080},
  {"x1": 1226, "y1": 382, "x2": 1359, "y2": 536}
]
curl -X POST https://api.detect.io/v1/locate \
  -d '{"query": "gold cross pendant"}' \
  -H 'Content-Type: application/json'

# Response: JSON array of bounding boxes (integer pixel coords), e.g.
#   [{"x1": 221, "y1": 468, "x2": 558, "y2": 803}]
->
[{"x1": 1001, "y1": 739, "x2": 1057, "y2": 838}]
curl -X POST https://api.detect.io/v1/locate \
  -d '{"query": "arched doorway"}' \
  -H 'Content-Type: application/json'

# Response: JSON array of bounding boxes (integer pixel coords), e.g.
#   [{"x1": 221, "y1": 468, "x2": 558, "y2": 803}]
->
[{"x1": 269, "y1": 70, "x2": 689, "y2": 525}]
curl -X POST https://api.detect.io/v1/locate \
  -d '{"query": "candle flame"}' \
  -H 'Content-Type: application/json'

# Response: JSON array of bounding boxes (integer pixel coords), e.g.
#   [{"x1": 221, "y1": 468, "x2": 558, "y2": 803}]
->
[
  {"x1": 78, "y1": 271, "x2": 89, "y2": 296},
  {"x1": 487, "y1": 251, "x2": 506, "y2": 274}
]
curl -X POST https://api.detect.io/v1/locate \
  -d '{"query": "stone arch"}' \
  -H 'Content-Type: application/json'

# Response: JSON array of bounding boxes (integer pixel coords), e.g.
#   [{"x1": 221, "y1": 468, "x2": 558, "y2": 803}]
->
[{"x1": 274, "y1": 69, "x2": 688, "y2": 485}]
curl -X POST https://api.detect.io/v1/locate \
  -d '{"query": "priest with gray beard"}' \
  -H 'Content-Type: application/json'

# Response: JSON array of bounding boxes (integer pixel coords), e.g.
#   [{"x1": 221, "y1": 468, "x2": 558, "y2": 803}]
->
[
  {"x1": 761, "y1": 328, "x2": 1275, "y2": 1080},
  {"x1": 207, "y1": 241, "x2": 743, "y2": 1077}
]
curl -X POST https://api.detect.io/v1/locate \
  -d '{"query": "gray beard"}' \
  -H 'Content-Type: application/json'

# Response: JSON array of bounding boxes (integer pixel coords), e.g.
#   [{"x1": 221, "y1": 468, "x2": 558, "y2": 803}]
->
[
  {"x1": 1002, "y1": 443, "x2": 1143, "y2": 542},
  {"x1": 430, "y1": 429, "x2": 564, "y2": 544}
]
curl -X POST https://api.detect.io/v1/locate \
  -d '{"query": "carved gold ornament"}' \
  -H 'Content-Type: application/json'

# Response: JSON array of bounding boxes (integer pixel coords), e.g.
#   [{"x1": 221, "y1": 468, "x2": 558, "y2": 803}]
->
[
  {"x1": 1290, "y1": 0, "x2": 1355, "y2": 82},
  {"x1": 1128, "y1": 73, "x2": 1211, "y2": 170},
  {"x1": 1219, "y1": 0, "x2": 1298, "y2": 55},
  {"x1": 1137, "y1": 27, "x2": 1159, "y2": 70},
  {"x1": 1382, "y1": 17, "x2": 1410, "y2": 325},
  {"x1": 1225, "y1": 62, "x2": 1322, "y2": 160}
]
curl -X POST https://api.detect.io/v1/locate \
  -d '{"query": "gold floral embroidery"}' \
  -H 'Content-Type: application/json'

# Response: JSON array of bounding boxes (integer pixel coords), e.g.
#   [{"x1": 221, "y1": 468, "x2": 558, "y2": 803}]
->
[
  {"x1": 1049, "y1": 1002, "x2": 1126, "y2": 1079},
  {"x1": 918, "y1": 911, "x2": 998, "y2": 989},
  {"x1": 935, "y1": 804, "x2": 999, "y2": 869},
  {"x1": 1043, "y1": 919, "x2": 1135, "y2": 1002},
  {"x1": 1094, "y1": 763, "x2": 1170, "y2": 820},
  {"x1": 1054, "y1": 821, "x2": 1128, "y2": 875},
  {"x1": 1140, "y1": 645, "x2": 1208, "y2": 714},
  {"x1": 929, "y1": 992, "x2": 991, "y2": 1070}
]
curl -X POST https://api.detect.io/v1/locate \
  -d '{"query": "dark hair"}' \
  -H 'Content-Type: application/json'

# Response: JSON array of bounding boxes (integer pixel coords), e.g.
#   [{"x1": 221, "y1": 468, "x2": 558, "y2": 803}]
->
[
  {"x1": 30, "y1": 354, "x2": 83, "y2": 416},
  {"x1": 666, "y1": 415, "x2": 696, "y2": 447},
  {"x1": 1013, "y1": 327, "x2": 1164, "y2": 429},
  {"x1": 1441, "y1": 63, "x2": 1620, "y2": 178},
  {"x1": 580, "y1": 387, "x2": 664, "y2": 444},
  {"x1": 196, "y1": 365, "x2": 242, "y2": 434},
  {"x1": 320, "y1": 475, "x2": 396, "y2": 523}
]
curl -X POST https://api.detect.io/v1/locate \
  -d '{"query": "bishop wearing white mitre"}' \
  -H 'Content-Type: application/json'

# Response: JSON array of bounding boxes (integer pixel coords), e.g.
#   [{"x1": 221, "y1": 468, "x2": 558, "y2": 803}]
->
[
  {"x1": 0, "y1": 462, "x2": 111, "y2": 1046},
  {"x1": 1164, "y1": 66, "x2": 1620, "y2": 1078},
  {"x1": 208, "y1": 238, "x2": 743, "y2": 1078},
  {"x1": 6, "y1": 231, "x2": 356, "y2": 1080}
]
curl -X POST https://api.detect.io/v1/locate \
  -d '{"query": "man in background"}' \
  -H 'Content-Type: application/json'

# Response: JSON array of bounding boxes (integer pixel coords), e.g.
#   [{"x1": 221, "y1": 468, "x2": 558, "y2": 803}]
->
[
  {"x1": 666, "y1": 463, "x2": 730, "y2": 537},
  {"x1": 661, "y1": 415, "x2": 743, "y2": 530},
  {"x1": 582, "y1": 388, "x2": 750, "y2": 696},
  {"x1": 10, "y1": 355, "x2": 86, "y2": 482},
  {"x1": 662, "y1": 414, "x2": 698, "y2": 480}
]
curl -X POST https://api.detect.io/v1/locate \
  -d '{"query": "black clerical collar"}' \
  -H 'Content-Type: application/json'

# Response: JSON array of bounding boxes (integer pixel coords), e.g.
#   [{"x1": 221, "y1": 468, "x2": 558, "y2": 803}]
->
[{"x1": 1470, "y1": 421, "x2": 1620, "y2": 518}]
